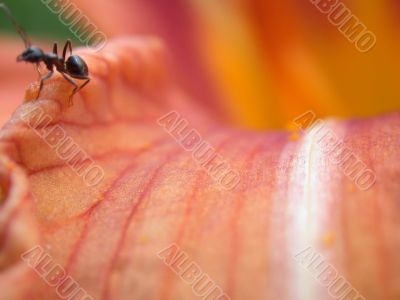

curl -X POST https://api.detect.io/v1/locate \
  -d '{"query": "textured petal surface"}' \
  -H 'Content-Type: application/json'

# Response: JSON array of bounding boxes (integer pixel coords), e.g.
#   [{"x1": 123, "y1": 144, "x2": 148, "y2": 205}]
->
[{"x1": 0, "y1": 38, "x2": 399, "y2": 300}]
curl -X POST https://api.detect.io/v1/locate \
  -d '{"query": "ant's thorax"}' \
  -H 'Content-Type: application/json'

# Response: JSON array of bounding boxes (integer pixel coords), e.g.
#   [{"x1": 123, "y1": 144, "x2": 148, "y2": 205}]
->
[{"x1": 43, "y1": 52, "x2": 66, "y2": 72}]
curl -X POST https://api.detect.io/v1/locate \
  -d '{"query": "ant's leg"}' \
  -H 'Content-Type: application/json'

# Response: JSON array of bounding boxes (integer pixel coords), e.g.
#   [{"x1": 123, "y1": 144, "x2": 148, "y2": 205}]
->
[
  {"x1": 61, "y1": 73, "x2": 79, "y2": 106},
  {"x1": 35, "y1": 63, "x2": 42, "y2": 80},
  {"x1": 53, "y1": 42, "x2": 58, "y2": 55},
  {"x1": 36, "y1": 71, "x2": 54, "y2": 100},
  {"x1": 62, "y1": 39, "x2": 72, "y2": 60},
  {"x1": 71, "y1": 77, "x2": 90, "y2": 105},
  {"x1": 76, "y1": 77, "x2": 90, "y2": 94}
]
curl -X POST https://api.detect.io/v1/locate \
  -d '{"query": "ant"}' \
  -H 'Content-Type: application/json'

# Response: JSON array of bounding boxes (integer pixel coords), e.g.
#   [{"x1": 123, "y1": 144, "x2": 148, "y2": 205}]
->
[{"x1": 0, "y1": 3, "x2": 90, "y2": 105}]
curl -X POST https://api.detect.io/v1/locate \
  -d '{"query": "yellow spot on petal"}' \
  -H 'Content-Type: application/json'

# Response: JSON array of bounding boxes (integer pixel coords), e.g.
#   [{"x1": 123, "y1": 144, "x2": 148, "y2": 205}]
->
[
  {"x1": 321, "y1": 232, "x2": 336, "y2": 247},
  {"x1": 140, "y1": 144, "x2": 151, "y2": 151},
  {"x1": 347, "y1": 183, "x2": 356, "y2": 193},
  {"x1": 96, "y1": 194, "x2": 105, "y2": 202},
  {"x1": 288, "y1": 131, "x2": 300, "y2": 141},
  {"x1": 138, "y1": 235, "x2": 149, "y2": 244},
  {"x1": 41, "y1": 205, "x2": 55, "y2": 216}
]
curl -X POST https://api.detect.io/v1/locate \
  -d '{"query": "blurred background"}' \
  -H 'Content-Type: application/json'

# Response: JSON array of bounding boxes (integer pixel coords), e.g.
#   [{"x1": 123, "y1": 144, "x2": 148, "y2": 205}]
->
[
  {"x1": 0, "y1": 1, "x2": 80, "y2": 43},
  {"x1": 0, "y1": 0, "x2": 399, "y2": 129}
]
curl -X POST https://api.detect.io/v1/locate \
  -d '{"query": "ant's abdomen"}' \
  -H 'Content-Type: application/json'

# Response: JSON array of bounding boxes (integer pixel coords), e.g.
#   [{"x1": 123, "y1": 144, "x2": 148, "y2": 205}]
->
[{"x1": 66, "y1": 55, "x2": 89, "y2": 79}]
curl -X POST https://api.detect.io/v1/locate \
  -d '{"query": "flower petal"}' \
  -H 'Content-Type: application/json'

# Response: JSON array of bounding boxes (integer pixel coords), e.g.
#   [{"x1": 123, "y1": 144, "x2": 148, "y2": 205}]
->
[{"x1": 0, "y1": 37, "x2": 398, "y2": 299}]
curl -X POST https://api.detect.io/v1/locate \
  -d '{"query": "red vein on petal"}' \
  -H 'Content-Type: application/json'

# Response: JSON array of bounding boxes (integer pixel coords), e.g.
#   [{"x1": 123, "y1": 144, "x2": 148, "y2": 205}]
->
[
  {"x1": 101, "y1": 147, "x2": 185, "y2": 300},
  {"x1": 157, "y1": 131, "x2": 245, "y2": 300},
  {"x1": 62, "y1": 141, "x2": 180, "y2": 274},
  {"x1": 225, "y1": 138, "x2": 273, "y2": 298}
]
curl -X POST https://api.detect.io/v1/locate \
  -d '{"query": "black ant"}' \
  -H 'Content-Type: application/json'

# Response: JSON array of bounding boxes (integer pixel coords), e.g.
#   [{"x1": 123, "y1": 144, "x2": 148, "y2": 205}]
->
[{"x1": 0, "y1": 3, "x2": 90, "y2": 105}]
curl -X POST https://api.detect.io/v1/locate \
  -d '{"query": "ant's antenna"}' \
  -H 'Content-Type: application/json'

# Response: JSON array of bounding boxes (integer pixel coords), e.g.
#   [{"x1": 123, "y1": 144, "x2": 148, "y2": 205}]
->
[{"x1": 0, "y1": 3, "x2": 31, "y2": 48}]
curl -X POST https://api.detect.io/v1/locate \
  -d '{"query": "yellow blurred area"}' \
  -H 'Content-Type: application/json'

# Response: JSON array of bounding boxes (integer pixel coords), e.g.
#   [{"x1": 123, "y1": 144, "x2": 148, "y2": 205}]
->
[{"x1": 189, "y1": 0, "x2": 400, "y2": 128}]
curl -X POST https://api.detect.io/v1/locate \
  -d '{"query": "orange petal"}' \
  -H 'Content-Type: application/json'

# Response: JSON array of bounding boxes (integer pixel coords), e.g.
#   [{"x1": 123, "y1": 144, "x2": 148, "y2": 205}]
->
[{"x1": 0, "y1": 37, "x2": 399, "y2": 299}]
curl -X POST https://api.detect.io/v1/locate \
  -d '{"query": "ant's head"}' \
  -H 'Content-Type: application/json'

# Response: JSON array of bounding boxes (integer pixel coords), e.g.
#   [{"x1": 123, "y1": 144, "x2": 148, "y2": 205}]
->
[{"x1": 17, "y1": 47, "x2": 44, "y2": 63}]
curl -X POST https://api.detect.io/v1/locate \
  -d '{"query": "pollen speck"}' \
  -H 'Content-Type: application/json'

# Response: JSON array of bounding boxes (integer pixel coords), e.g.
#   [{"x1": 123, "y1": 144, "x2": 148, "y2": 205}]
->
[
  {"x1": 288, "y1": 131, "x2": 300, "y2": 141},
  {"x1": 347, "y1": 183, "x2": 356, "y2": 193},
  {"x1": 138, "y1": 235, "x2": 149, "y2": 244},
  {"x1": 321, "y1": 231, "x2": 336, "y2": 247}
]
